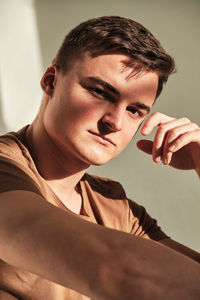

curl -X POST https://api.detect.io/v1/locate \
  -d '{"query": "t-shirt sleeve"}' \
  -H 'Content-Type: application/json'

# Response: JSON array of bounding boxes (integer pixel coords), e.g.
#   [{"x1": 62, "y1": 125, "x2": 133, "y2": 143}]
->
[
  {"x1": 128, "y1": 199, "x2": 169, "y2": 241},
  {"x1": 0, "y1": 155, "x2": 42, "y2": 196},
  {"x1": 85, "y1": 173, "x2": 169, "y2": 241}
]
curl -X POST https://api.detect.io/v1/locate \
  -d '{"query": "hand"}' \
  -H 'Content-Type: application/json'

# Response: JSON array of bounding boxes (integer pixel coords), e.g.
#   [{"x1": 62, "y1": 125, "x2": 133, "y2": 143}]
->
[{"x1": 136, "y1": 112, "x2": 200, "y2": 171}]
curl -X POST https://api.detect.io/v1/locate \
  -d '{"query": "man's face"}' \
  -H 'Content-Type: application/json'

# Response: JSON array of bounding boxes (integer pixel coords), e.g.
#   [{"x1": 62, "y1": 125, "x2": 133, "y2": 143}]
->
[{"x1": 43, "y1": 53, "x2": 158, "y2": 167}]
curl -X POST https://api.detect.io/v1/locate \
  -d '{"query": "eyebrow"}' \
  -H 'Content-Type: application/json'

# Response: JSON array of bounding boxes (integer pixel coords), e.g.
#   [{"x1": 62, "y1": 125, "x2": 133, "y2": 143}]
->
[
  {"x1": 86, "y1": 76, "x2": 120, "y2": 96},
  {"x1": 134, "y1": 102, "x2": 150, "y2": 113},
  {"x1": 84, "y1": 76, "x2": 151, "y2": 113}
]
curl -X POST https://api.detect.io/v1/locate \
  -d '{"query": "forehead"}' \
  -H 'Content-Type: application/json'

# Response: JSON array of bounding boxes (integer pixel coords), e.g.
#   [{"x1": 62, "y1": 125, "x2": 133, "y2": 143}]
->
[
  {"x1": 73, "y1": 53, "x2": 158, "y2": 87},
  {"x1": 71, "y1": 53, "x2": 158, "y2": 104},
  {"x1": 76, "y1": 53, "x2": 135, "y2": 79}
]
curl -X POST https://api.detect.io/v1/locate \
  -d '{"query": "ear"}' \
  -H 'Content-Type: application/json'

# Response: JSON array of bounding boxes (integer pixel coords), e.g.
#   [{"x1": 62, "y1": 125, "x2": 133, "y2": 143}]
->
[{"x1": 40, "y1": 66, "x2": 57, "y2": 96}]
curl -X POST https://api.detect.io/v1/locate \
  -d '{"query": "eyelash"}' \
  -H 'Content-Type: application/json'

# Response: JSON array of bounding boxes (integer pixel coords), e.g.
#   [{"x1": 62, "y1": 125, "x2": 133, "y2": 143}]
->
[
  {"x1": 127, "y1": 107, "x2": 143, "y2": 117},
  {"x1": 88, "y1": 87, "x2": 114, "y2": 101}
]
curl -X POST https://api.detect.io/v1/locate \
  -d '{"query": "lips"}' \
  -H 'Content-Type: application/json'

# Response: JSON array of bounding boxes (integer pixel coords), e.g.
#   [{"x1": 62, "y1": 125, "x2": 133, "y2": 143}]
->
[{"x1": 88, "y1": 131, "x2": 116, "y2": 146}]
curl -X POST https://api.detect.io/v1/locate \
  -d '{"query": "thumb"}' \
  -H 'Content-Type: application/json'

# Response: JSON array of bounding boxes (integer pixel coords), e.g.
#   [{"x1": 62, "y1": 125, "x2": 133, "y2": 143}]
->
[{"x1": 136, "y1": 139, "x2": 153, "y2": 155}]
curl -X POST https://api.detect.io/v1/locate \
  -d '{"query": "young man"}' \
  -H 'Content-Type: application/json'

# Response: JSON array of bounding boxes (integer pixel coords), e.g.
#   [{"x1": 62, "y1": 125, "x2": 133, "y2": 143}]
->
[{"x1": 0, "y1": 16, "x2": 200, "y2": 300}]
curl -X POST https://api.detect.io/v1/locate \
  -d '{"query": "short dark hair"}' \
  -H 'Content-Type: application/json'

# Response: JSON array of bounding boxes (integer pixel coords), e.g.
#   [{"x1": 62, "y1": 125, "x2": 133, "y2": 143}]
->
[{"x1": 53, "y1": 16, "x2": 175, "y2": 98}]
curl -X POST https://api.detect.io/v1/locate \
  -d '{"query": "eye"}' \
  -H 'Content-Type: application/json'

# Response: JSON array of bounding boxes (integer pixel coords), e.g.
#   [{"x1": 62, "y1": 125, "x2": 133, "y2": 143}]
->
[
  {"x1": 127, "y1": 106, "x2": 142, "y2": 117},
  {"x1": 88, "y1": 87, "x2": 115, "y2": 103},
  {"x1": 89, "y1": 87, "x2": 108, "y2": 98}
]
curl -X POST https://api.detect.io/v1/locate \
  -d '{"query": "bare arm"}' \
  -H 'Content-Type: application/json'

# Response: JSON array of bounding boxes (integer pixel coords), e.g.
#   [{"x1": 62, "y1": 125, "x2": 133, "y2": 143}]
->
[
  {"x1": 0, "y1": 290, "x2": 18, "y2": 300},
  {"x1": 159, "y1": 238, "x2": 200, "y2": 263},
  {"x1": 0, "y1": 190, "x2": 200, "y2": 300}
]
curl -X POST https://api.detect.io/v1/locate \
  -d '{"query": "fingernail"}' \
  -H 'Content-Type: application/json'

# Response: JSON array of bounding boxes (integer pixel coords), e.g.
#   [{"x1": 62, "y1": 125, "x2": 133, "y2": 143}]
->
[
  {"x1": 142, "y1": 128, "x2": 148, "y2": 135},
  {"x1": 155, "y1": 157, "x2": 160, "y2": 162},
  {"x1": 164, "y1": 158, "x2": 168, "y2": 165}
]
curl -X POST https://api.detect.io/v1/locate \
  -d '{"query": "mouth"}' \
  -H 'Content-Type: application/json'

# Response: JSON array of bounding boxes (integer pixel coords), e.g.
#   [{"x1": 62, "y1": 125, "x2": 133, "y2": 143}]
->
[{"x1": 88, "y1": 131, "x2": 116, "y2": 147}]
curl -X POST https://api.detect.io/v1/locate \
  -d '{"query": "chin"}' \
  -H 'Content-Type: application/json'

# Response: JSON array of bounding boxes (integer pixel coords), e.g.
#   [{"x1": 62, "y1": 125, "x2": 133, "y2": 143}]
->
[
  {"x1": 91, "y1": 161, "x2": 108, "y2": 166},
  {"x1": 75, "y1": 144, "x2": 118, "y2": 166},
  {"x1": 87, "y1": 157, "x2": 110, "y2": 166},
  {"x1": 89, "y1": 153, "x2": 117, "y2": 166},
  {"x1": 81, "y1": 153, "x2": 113, "y2": 166}
]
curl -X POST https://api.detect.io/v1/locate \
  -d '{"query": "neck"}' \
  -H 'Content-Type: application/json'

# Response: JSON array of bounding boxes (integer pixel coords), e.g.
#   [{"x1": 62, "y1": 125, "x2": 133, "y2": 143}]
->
[{"x1": 25, "y1": 116, "x2": 89, "y2": 213}]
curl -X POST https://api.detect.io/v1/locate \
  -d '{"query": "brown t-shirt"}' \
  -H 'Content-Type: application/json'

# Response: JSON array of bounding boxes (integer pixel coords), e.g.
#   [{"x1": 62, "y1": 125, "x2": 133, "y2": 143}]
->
[{"x1": 0, "y1": 127, "x2": 168, "y2": 299}]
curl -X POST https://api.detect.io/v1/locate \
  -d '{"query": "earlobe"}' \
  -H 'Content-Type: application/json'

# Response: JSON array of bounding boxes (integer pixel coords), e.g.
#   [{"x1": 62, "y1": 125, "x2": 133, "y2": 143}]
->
[{"x1": 40, "y1": 66, "x2": 56, "y2": 96}]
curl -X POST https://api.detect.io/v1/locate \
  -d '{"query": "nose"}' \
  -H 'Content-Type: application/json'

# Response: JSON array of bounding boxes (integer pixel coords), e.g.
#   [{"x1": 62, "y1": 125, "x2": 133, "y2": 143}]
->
[{"x1": 101, "y1": 105, "x2": 125, "y2": 132}]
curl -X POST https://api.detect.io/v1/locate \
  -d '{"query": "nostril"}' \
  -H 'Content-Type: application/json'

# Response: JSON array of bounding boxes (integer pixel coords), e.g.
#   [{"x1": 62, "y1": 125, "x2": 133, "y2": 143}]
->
[
  {"x1": 97, "y1": 120, "x2": 114, "y2": 135},
  {"x1": 98, "y1": 115, "x2": 122, "y2": 134}
]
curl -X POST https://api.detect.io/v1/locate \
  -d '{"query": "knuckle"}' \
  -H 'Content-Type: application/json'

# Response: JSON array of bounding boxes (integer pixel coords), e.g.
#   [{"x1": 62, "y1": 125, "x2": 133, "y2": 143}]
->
[
  {"x1": 191, "y1": 122, "x2": 199, "y2": 129},
  {"x1": 169, "y1": 128, "x2": 177, "y2": 135},
  {"x1": 181, "y1": 117, "x2": 190, "y2": 123},
  {"x1": 158, "y1": 124, "x2": 166, "y2": 131},
  {"x1": 173, "y1": 138, "x2": 182, "y2": 147}
]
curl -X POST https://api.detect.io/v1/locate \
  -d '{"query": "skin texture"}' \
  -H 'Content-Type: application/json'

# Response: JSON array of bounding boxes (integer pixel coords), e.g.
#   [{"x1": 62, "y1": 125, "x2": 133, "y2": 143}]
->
[
  {"x1": 38, "y1": 54, "x2": 158, "y2": 167},
  {"x1": 0, "y1": 190, "x2": 200, "y2": 300},
  {"x1": 138, "y1": 112, "x2": 200, "y2": 170},
  {"x1": 0, "y1": 53, "x2": 200, "y2": 299},
  {"x1": 0, "y1": 290, "x2": 18, "y2": 300},
  {"x1": 26, "y1": 54, "x2": 158, "y2": 213}
]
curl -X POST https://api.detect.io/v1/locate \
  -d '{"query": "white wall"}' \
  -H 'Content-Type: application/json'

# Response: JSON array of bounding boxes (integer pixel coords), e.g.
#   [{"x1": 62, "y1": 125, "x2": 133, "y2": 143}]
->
[
  {"x1": 0, "y1": 0, "x2": 42, "y2": 132},
  {"x1": 1, "y1": 0, "x2": 200, "y2": 251}
]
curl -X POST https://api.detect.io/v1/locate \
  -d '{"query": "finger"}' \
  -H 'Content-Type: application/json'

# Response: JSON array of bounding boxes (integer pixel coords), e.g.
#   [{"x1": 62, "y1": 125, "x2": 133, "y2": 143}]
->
[
  {"x1": 168, "y1": 128, "x2": 200, "y2": 151},
  {"x1": 163, "y1": 123, "x2": 199, "y2": 165},
  {"x1": 141, "y1": 112, "x2": 174, "y2": 136},
  {"x1": 152, "y1": 118, "x2": 191, "y2": 163}
]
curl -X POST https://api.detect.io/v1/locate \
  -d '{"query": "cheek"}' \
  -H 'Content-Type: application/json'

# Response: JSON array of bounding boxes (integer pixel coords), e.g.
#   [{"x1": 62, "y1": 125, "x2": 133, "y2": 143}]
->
[
  {"x1": 125, "y1": 130, "x2": 135, "y2": 143},
  {"x1": 67, "y1": 103, "x2": 100, "y2": 127},
  {"x1": 130, "y1": 118, "x2": 142, "y2": 133},
  {"x1": 121, "y1": 121, "x2": 142, "y2": 145},
  {"x1": 63, "y1": 89, "x2": 102, "y2": 121},
  {"x1": 120, "y1": 130, "x2": 134, "y2": 149}
]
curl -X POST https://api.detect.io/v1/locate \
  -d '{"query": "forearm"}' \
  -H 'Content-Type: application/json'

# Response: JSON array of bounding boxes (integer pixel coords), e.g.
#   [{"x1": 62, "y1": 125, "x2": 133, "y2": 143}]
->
[
  {"x1": 0, "y1": 191, "x2": 200, "y2": 300},
  {"x1": 160, "y1": 238, "x2": 200, "y2": 263},
  {"x1": 0, "y1": 290, "x2": 18, "y2": 300}
]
